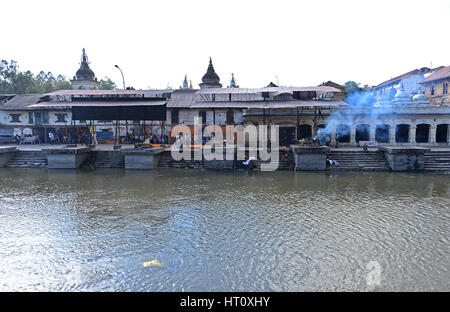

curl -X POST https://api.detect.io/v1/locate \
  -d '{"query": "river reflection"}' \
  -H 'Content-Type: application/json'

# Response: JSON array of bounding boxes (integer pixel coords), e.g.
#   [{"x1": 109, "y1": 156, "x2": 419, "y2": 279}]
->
[{"x1": 0, "y1": 168, "x2": 448, "y2": 291}]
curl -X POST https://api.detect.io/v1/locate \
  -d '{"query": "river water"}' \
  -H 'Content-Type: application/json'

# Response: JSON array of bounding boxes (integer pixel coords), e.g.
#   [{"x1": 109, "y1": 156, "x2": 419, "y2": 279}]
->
[{"x1": 0, "y1": 168, "x2": 448, "y2": 291}]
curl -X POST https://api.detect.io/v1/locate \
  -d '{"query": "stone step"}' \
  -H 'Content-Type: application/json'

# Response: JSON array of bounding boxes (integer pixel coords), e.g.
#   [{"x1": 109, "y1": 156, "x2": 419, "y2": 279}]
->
[
  {"x1": 6, "y1": 163, "x2": 47, "y2": 167},
  {"x1": 424, "y1": 163, "x2": 450, "y2": 165},
  {"x1": 425, "y1": 168, "x2": 450, "y2": 171},
  {"x1": 327, "y1": 151, "x2": 390, "y2": 171},
  {"x1": 7, "y1": 158, "x2": 47, "y2": 162}
]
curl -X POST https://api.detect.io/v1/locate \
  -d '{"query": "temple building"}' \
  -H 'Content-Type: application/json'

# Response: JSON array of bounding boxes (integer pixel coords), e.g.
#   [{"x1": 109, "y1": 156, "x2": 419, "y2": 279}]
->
[
  {"x1": 0, "y1": 53, "x2": 449, "y2": 148},
  {"x1": 70, "y1": 49, "x2": 100, "y2": 90},
  {"x1": 325, "y1": 83, "x2": 450, "y2": 146},
  {"x1": 372, "y1": 66, "x2": 443, "y2": 97},
  {"x1": 418, "y1": 65, "x2": 450, "y2": 106}
]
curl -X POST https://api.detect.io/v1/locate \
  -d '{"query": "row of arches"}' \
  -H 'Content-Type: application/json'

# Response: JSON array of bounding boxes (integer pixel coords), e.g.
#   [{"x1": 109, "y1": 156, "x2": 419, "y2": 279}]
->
[{"x1": 295, "y1": 123, "x2": 449, "y2": 144}]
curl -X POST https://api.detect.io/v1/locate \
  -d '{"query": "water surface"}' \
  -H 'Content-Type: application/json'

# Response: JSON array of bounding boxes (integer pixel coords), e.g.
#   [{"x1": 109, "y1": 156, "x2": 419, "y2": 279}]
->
[{"x1": 0, "y1": 169, "x2": 448, "y2": 291}]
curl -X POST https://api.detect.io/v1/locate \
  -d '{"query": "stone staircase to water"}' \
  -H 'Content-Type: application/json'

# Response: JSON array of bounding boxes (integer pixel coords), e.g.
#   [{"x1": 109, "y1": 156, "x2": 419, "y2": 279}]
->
[
  {"x1": 94, "y1": 159, "x2": 125, "y2": 168},
  {"x1": 158, "y1": 151, "x2": 292, "y2": 171},
  {"x1": 158, "y1": 152, "x2": 204, "y2": 169},
  {"x1": 327, "y1": 150, "x2": 391, "y2": 171},
  {"x1": 94, "y1": 151, "x2": 125, "y2": 168},
  {"x1": 5, "y1": 151, "x2": 47, "y2": 168},
  {"x1": 233, "y1": 153, "x2": 293, "y2": 171},
  {"x1": 424, "y1": 151, "x2": 450, "y2": 172}
]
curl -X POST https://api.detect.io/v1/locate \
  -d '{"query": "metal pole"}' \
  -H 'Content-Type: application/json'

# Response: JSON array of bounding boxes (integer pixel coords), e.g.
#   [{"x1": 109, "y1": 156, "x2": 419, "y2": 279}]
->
[
  {"x1": 126, "y1": 120, "x2": 128, "y2": 143},
  {"x1": 114, "y1": 65, "x2": 126, "y2": 89}
]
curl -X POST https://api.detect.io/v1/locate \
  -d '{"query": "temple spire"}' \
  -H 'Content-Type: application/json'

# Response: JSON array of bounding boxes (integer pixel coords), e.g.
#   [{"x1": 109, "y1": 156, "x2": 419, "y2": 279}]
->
[
  {"x1": 229, "y1": 73, "x2": 239, "y2": 88},
  {"x1": 81, "y1": 48, "x2": 89, "y2": 65},
  {"x1": 182, "y1": 75, "x2": 189, "y2": 89},
  {"x1": 71, "y1": 48, "x2": 99, "y2": 90},
  {"x1": 199, "y1": 57, "x2": 222, "y2": 89}
]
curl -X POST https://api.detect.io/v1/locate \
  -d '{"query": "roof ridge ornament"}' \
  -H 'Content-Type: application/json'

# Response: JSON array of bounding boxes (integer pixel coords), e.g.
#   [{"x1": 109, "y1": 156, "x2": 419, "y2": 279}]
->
[
  {"x1": 81, "y1": 48, "x2": 89, "y2": 65},
  {"x1": 229, "y1": 73, "x2": 239, "y2": 88}
]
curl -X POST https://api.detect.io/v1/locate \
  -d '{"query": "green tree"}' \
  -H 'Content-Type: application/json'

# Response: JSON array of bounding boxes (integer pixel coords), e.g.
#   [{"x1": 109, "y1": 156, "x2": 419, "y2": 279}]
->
[
  {"x1": 99, "y1": 77, "x2": 117, "y2": 90},
  {"x1": 0, "y1": 59, "x2": 73, "y2": 94},
  {"x1": 344, "y1": 81, "x2": 363, "y2": 96}
]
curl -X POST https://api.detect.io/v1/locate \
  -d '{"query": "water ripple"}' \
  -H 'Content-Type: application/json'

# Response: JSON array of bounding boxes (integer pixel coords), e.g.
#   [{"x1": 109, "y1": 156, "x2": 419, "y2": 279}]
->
[{"x1": 0, "y1": 169, "x2": 448, "y2": 291}]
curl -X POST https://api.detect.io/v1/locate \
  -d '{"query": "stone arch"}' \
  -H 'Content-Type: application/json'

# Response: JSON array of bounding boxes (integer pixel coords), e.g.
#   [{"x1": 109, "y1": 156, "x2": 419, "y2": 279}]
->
[
  {"x1": 395, "y1": 124, "x2": 410, "y2": 143},
  {"x1": 355, "y1": 124, "x2": 370, "y2": 142},
  {"x1": 375, "y1": 124, "x2": 390, "y2": 143},
  {"x1": 436, "y1": 124, "x2": 448, "y2": 143},
  {"x1": 415, "y1": 123, "x2": 430, "y2": 143},
  {"x1": 297, "y1": 124, "x2": 312, "y2": 140},
  {"x1": 336, "y1": 124, "x2": 350, "y2": 143}
]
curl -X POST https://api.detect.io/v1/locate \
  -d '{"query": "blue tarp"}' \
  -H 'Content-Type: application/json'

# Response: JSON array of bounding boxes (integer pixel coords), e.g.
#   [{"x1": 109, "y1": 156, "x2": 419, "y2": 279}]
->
[{"x1": 96, "y1": 131, "x2": 113, "y2": 139}]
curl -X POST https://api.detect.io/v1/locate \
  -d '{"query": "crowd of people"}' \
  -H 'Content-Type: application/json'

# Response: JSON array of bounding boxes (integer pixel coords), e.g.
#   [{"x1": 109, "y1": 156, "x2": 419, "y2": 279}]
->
[
  {"x1": 12, "y1": 131, "x2": 91, "y2": 145},
  {"x1": 14, "y1": 133, "x2": 40, "y2": 145}
]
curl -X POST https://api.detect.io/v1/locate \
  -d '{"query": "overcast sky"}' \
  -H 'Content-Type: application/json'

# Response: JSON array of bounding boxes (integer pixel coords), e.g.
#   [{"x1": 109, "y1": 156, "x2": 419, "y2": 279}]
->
[{"x1": 2, "y1": 0, "x2": 449, "y2": 89}]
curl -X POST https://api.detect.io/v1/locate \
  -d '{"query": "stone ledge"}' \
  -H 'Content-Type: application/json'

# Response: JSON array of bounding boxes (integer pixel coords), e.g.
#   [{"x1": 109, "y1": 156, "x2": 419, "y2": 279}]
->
[
  {"x1": 46, "y1": 146, "x2": 91, "y2": 154},
  {"x1": 379, "y1": 146, "x2": 431, "y2": 154},
  {"x1": 121, "y1": 147, "x2": 164, "y2": 155},
  {"x1": 0, "y1": 146, "x2": 17, "y2": 154},
  {"x1": 290, "y1": 145, "x2": 330, "y2": 154}
]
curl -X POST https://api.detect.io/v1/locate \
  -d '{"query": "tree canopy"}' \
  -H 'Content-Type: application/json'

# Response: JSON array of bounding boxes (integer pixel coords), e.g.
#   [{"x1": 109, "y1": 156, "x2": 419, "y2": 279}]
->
[
  {"x1": 0, "y1": 59, "x2": 72, "y2": 94},
  {"x1": 99, "y1": 77, "x2": 117, "y2": 90},
  {"x1": 344, "y1": 81, "x2": 376, "y2": 106},
  {"x1": 344, "y1": 81, "x2": 364, "y2": 96}
]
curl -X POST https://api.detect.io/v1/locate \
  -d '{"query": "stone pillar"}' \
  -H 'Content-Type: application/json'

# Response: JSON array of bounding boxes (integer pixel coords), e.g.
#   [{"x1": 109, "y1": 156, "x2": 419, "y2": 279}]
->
[
  {"x1": 448, "y1": 126, "x2": 450, "y2": 144},
  {"x1": 389, "y1": 124, "x2": 396, "y2": 144},
  {"x1": 369, "y1": 125, "x2": 376, "y2": 142},
  {"x1": 121, "y1": 147, "x2": 164, "y2": 169},
  {"x1": 430, "y1": 125, "x2": 437, "y2": 144},
  {"x1": 379, "y1": 146, "x2": 430, "y2": 171},
  {"x1": 290, "y1": 145, "x2": 330, "y2": 170},
  {"x1": 47, "y1": 147, "x2": 91, "y2": 169},
  {"x1": 350, "y1": 126, "x2": 356, "y2": 145},
  {"x1": 409, "y1": 126, "x2": 416, "y2": 144}
]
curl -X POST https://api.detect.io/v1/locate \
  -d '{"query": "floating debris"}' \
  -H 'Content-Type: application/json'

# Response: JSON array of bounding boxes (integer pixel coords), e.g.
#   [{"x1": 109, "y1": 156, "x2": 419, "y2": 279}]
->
[{"x1": 142, "y1": 259, "x2": 163, "y2": 268}]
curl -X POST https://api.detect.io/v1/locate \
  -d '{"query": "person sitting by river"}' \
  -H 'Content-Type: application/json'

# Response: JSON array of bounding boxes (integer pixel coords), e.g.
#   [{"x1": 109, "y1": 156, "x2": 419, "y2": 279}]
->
[{"x1": 243, "y1": 156, "x2": 256, "y2": 170}]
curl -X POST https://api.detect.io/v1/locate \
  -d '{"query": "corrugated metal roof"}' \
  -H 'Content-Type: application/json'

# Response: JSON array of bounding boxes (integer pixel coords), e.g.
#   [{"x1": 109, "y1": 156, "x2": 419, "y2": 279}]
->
[
  {"x1": 0, "y1": 94, "x2": 44, "y2": 111},
  {"x1": 45, "y1": 89, "x2": 173, "y2": 96},
  {"x1": 375, "y1": 68, "x2": 424, "y2": 88},
  {"x1": 190, "y1": 102, "x2": 261, "y2": 108},
  {"x1": 195, "y1": 86, "x2": 341, "y2": 94},
  {"x1": 190, "y1": 100, "x2": 346, "y2": 109},
  {"x1": 166, "y1": 89, "x2": 198, "y2": 108},
  {"x1": 374, "y1": 67, "x2": 445, "y2": 88},
  {"x1": 28, "y1": 101, "x2": 167, "y2": 108},
  {"x1": 418, "y1": 66, "x2": 450, "y2": 83}
]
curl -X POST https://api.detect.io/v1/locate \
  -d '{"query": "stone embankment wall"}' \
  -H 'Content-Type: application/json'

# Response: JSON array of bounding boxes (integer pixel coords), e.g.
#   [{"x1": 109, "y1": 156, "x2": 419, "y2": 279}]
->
[{"x1": 0, "y1": 148, "x2": 449, "y2": 172}]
